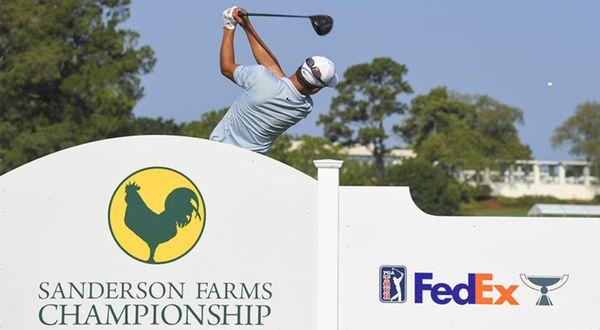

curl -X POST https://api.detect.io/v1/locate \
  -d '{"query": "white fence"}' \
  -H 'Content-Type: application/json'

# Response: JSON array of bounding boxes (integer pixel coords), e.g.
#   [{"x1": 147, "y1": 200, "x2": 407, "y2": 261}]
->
[
  {"x1": 462, "y1": 160, "x2": 599, "y2": 200},
  {"x1": 0, "y1": 136, "x2": 599, "y2": 329}
]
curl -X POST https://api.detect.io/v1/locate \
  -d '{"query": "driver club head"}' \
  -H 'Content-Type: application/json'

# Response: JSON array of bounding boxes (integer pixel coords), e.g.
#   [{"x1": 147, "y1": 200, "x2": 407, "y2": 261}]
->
[{"x1": 309, "y1": 15, "x2": 334, "y2": 36}]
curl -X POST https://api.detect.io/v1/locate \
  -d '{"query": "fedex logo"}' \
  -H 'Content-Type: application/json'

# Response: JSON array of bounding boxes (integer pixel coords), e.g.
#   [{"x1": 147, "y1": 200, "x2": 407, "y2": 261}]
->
[{"x1": 415, "y1": 273, "x2": 519, "y2": 305}]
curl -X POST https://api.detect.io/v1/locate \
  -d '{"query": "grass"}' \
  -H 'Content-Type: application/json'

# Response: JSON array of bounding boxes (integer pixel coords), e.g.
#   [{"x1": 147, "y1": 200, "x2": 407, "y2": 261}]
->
[
  {"x1": 461, "y1": 197, "x2": 599, "y2": 217},
  {"x1": 467, "y1": 208, "x2": 529, "y2": 217},
  {"x1": 460, "y1": 198, "x2": 530, "y2": 217}
]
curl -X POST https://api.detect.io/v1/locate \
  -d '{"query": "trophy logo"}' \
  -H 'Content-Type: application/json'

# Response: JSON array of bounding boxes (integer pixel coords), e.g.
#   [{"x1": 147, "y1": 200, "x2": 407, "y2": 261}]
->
[{"x1": 519, "y1": 274, "x2": 569, "y2": 306}]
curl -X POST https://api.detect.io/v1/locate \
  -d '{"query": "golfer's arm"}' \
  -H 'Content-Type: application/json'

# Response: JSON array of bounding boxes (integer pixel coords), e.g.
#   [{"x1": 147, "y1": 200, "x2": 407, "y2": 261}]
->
[
  {"x1": 241, "y1": 22, "x2": 285, "y2": 78},
  {"x1": 220, "y1": 28, "x2": 238, "y2": 82}
]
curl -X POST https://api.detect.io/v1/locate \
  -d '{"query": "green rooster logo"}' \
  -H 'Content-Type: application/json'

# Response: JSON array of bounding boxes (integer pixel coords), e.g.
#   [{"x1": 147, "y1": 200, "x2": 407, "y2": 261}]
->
[{"x1": 108, "y1": 167, "x2": 206, "y2": 264}]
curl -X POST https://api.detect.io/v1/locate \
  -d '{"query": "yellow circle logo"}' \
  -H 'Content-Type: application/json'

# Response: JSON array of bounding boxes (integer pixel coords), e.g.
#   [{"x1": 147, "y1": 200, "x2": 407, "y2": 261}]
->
[{"x1": 108, "y1": 167, "x2": 206, "y2": 264}]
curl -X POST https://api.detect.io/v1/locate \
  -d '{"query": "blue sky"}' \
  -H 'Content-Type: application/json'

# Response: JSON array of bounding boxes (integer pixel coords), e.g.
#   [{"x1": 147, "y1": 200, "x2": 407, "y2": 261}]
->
[{"x1": 127, "y1": 0, "x2": 599, "y2": 160}]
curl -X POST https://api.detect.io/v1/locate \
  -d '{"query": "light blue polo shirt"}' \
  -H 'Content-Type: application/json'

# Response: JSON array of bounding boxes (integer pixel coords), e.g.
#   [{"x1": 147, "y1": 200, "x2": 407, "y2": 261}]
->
[{"x1": 209, "y1": 65, "x2": 313, "y2": 154}]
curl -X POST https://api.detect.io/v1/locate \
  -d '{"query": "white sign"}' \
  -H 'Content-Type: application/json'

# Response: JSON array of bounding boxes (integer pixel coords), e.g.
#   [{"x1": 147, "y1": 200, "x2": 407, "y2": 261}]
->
[
  {"x1": 0, "y1": 137, "x2": 318, "y2": 329},
  {"x1": 340, "y1": 187, "x2": 600, "y2": 329},
  {"x1": 1, "y1": 136, "x2": 599, "y2": 329}
]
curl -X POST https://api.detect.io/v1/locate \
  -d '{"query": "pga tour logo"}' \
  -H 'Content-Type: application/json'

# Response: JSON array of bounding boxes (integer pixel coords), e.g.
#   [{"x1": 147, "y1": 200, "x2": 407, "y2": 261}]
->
[
  {"x1": 379, "y1": 266, "x2": 407, "y2": 303},
  {"x1": 379, "y1": 265, "x2": 569, "y2": 306}
]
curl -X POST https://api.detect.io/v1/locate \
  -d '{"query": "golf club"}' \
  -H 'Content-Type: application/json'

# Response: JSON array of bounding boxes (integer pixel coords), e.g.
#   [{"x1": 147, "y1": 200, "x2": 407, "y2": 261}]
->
[{"x1": 238, "y1": 12, "x2": 334, "y2": 36}]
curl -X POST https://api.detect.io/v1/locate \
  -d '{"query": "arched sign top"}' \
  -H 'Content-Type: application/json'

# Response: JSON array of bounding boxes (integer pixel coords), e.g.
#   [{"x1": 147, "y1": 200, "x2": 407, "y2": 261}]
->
[
  {"x1": 0, "y1": 136, "x2": 317, "y2": 184},
  {"x1": 0, "y1": 136, "x2": 320, "y2": 329},
  {"x1": 1, "y1": 136, "x2": 599, "y2": 329}
]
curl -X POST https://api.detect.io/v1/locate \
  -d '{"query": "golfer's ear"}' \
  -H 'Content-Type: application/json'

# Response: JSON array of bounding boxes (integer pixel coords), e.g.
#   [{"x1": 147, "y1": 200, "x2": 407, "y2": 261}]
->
[{"x1": 265, "y1": 65, "x2": 285, "y2": 78}]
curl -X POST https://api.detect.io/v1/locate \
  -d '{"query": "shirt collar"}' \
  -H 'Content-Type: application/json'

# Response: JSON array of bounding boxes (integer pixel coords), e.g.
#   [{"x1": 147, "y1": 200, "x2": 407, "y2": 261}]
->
[{"x1": 281, "y1": 77, "x2": 306, "y2": 100}]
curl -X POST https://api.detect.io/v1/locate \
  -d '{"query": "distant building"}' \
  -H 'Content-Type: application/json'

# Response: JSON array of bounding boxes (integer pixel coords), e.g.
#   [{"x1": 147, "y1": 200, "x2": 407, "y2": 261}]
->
[
  {"x1": 335, "y1": 145, "x2": 598, "y2": 200},
  {"x1": 288, "y1": 141, "x2": 416, "y2": 165},
  {"x1": 343, "y1": 145, "x2": 416, "y2": 165},
  {"x1": 462, "y1": 160, "x2": 599, "y2": 200}
]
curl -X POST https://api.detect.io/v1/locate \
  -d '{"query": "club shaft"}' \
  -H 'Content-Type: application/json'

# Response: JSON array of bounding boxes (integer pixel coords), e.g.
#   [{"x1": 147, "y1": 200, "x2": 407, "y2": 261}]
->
[{"x1": 240, "y1": 12, "x2": 310, "y2": 19}]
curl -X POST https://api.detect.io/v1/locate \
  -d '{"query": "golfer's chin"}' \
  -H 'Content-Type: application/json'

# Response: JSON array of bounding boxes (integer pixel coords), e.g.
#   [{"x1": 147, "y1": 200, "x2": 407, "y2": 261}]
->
[{"x1": 289, "y1": 74, "x2": 323, "y2": 96}]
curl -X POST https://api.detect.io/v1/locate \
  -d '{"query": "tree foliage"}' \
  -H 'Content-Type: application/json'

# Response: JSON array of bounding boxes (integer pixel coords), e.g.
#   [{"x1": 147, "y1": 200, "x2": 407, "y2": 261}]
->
[
  {"x1": 460, "y1": 93, "x2": 532, "y2": 165},
  {"x1": 398, "y1": 87, "x2": 480, "y2": 172},
  {"x1": 0, "y1": 0, "x2": 155, "y2": 173},
  {"x1": 129, "y1": 117, "x2": 181, "y2": 135},
  {"x1": 552, "y1": 102, "x2": 600, "y2": 176},
  {"x1": 397, "y1": 87, "x2": 476, "y2": 148},
  {"x1": 318, "y1": 57, "x2": 413, "y2": 180},
  {"x1": 268, "y1": 135, "x2": 466, "y2": 215},
  {"x1": 268, "y1": 135, "x2": 380, "y2": 185},
  {"x1": 128, "y1": 108, "x2": 227, "y2": 138},
  {"x1": 269, "y1": 135, "x2": 344, "y2": 178},
  {"x1": 180, "y1": 108, "x2": 227, "y2": 139},
  {"x1": 339, "y1": 160, "x2": 378, "y2": 186},
  {"x1": 385, "y1": 158, "x2": 463, "y2": 215},
  {"x1": 397, "y1": 87, "x2": 530, "y2": 179}
]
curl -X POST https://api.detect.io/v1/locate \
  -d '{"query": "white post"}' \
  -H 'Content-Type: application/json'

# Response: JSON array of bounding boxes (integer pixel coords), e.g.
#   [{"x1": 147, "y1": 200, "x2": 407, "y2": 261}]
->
[
  {"x1": 532, "y1": 163, "x2": 541, "y2": 184},
  {"x1": 483, "y1": 167, "x2": 491, "y2": 184},
  {"x1": 314, "y1": 159, "x2": 343, "y2": 330},
  {"x1": 558, "y1": 163, "x2": 566, "y2": 185},
  {"x1": 583, "y1": 165, "x2": 591, "y2": 186}
]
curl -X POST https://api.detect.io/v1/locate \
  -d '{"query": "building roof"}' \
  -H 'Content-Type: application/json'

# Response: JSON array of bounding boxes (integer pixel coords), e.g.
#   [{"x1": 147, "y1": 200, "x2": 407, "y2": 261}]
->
[
  {"x1": 288, "y1": 140, "x2": 416, "y2": 158},
  {"x1": 514, "y1": 160, "x2": 591, "y2": 166},
  {"x1": 528, "y1": 204, "x2": 600, "y2": 217},
  {"x1": 344, "y1": 145, "x2": 416, "y2": 158}
]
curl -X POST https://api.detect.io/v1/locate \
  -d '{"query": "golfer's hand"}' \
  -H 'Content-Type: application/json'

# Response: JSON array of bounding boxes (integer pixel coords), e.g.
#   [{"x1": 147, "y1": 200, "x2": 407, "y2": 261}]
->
[
  {"x1": 222, "y1": 6, "x2": 238, "y2": 30},
  {"x1": 233, "y1": 7, "x2": 248, "y2": 25}
]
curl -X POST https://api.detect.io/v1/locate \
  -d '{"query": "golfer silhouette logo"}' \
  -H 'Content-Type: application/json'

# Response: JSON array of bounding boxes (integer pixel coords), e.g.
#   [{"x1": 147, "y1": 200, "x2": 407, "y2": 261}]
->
[
  {"x1": 108, "y1": 167, "x2": 206, "y2": 264},
  {"x1": 391, "y1": 271, "x2": 405, "y2": 302},
  {"x1": 380, "y1": 266, "x2": 407, "y2": 303}
]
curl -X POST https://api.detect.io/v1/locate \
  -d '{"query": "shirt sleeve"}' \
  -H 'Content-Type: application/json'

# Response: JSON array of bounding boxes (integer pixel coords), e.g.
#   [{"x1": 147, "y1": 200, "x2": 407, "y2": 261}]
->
[{"x1": 233, "y1": 65, "x2": 266, "y2": 89}]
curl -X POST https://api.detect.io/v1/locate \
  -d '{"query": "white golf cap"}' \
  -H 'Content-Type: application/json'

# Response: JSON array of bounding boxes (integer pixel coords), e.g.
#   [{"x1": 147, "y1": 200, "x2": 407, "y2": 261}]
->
[{"x1": 300, "y1": 56, "x2": 338, "y2": 88}]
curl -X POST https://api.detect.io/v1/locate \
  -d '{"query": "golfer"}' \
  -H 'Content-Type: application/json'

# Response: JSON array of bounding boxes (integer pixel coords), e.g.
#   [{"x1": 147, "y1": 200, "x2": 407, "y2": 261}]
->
[
  {"x1": 391, "y1": 270, "x2": 405, "y2": 302},
  {"x1": 210, "y1": 6, "x2": 338, "y2": 154}
]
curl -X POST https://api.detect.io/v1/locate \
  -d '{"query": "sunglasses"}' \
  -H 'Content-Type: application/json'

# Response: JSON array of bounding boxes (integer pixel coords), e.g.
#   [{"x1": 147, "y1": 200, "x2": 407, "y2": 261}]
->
[{"x1": 305, "y1": 57, "x2": 327, "y2": 87}]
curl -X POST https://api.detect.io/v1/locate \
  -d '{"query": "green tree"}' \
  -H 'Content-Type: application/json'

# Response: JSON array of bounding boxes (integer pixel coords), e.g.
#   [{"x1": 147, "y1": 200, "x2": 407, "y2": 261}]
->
[
  {"x1": 318, "y1": 57, "x2": 413, "y2": 181},
  {"x1": 459, "y1": 93, "x2": 531, "y2": 177},
  {"x1": 397, "y1": 87, "x2": 476, "y2": 150},
  {"x1": 0, "y1": 0, "x2": 155, "y2": 173},
  {"x1": 398, "y1": 88, "x2": 531, "y2": 180},
  {"x1": 129, "y1": 117, "x2": 181, "y2": 135},
  {"x1": 385, "y1": 158, "x2": 463, "y2": 215},
  {"x1": 416, "y1": 115, "x2": 485, "y2": 173},
  {"x1": 339, "y1": 160, "x2": 377, "y2": 186},
  {"x1": 180, "y1": 108, "x2": 228, "y2": 139},
  {"x1": 397, "y1": 87, "x2": 478, "y2": 171},
  {"x1": 269, "y1": 135, "x2": 344, "y2": 178},
  {"x1": 552, "y1": 102, "x2": 600, "y2": 176},
  {"x1": 269, "y1": 134, "x2": 377, "y2": 185}
]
